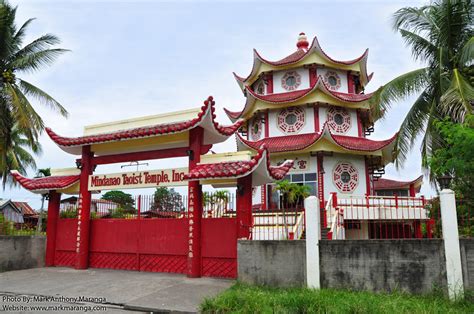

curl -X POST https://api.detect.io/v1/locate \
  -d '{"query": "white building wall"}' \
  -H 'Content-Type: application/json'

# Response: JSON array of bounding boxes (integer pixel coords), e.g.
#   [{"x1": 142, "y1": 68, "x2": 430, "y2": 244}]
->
[
  {"x1": 323, "y1": 153, "x2": 367, "y2": 199},
  {"x1": 268, "y1": 106, "x2": 315, "y2": 137},
  {"x1": 252, "y1": 185, "x2": 262, "y2": 205},
  {"x1": 316, "y1": 67, "x2": 349, "y2": 93},
  {"x1": 319, "y1": 105, "x2": 359, "y2": 137},
  {"x1": 272, "y1": 68, "x2": 310, "y2": 94}
]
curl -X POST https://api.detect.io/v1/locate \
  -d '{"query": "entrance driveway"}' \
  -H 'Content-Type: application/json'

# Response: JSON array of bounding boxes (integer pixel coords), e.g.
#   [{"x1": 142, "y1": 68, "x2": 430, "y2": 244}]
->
[{"x1": 0, "y1": 267, "x2": 233, "y2": 313}]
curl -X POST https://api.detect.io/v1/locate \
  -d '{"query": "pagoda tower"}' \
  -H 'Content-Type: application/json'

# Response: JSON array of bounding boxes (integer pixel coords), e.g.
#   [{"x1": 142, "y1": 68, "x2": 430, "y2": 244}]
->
[{"x1": 227, "y1": 33, "x2": 398, "y2": 225}]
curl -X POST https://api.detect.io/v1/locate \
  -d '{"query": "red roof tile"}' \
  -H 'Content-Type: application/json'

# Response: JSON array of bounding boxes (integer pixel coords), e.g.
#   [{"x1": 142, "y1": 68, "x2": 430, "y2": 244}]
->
[
  {"x1": 374, "y1": 176, "x2": 423, "y2": 191},
  {"x1": 46, "y1": 96, "x2": 243, "y2": 149},
  {"x1": 10, "y1": 171, "x2": 80, "y2": 193},
  {"x1": 235, "y1": 35, "x2": 371, "y2": 85},
  {"x1": 185, "y1": 146, "x2": 293, "y2": 181},
  {"x1": 239, "y1": 133, "x2": 321, "y2": 153},
  {"x1": 245, "y1": 79, "x2": 373, "y2": 104},
  {"x1": 238, "y1": 126, "x2": 397, "y2": 153}
]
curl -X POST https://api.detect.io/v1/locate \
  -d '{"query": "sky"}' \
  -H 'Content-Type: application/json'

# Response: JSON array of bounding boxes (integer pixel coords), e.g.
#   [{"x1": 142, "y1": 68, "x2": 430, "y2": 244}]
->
[{"x1": 2, "y1": 0, "x2": 433, "y2": 209}]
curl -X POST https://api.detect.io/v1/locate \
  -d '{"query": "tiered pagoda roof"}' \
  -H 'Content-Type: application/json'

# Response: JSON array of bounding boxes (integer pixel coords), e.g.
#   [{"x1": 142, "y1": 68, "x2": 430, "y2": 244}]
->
[
  {"x1": 237, "y1": 124, "x2": 397, "y2": 165},
  {"x1": 233, "y1": 33, "x2": 373, "y2": 90},
  {"x1": 225, "y1": 78, "x2": 374, "y2": 122}
]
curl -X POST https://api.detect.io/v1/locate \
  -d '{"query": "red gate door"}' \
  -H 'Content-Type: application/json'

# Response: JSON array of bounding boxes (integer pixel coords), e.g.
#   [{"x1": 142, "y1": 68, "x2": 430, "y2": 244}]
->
[{"x1": 201, "y1": 217, "x2": 238, "y2": 278}]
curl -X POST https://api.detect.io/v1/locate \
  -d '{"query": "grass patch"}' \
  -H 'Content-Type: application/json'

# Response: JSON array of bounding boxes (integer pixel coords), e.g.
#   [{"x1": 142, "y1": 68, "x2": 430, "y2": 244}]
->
[{"x1": 201, "y1": 282, "x2": 474, "y2": 313}]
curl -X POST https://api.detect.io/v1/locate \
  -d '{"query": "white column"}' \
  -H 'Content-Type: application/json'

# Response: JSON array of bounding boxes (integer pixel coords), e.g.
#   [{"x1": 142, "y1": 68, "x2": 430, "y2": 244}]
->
[
  {"x1": 440, "y1": 189, "x2": 464, "y2": 300},
  {"x1": 305, "y1": 196, "x2": 320, "y2": 289}
]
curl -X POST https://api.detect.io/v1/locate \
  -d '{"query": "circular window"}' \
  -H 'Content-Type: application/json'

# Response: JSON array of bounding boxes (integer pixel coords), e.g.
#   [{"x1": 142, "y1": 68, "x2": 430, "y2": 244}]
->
[
  {"x1": 327, "y1": 107, "x2": 351, "y2": 134},
  {"x1": 324, "y1": 71, "x2": 341, "y2": 91},
  {"x1": 281, "y1": 71, "x2": 301, "y2": 91},
  {"x1": 333, "y1": 162, "x2": 359, "y2": 193},
  {"x1": 285, "y1": 113, "x2": 297, "y2": 125},
  {"x1": 340, "y1": 171, "x2": 351, "y2": 183},
  {"x1": 334, "y1": 113, "x2": 344, "y2": 125},
  {"x1": 278, "y1": 107, "x2": 305, "y2": 134},
  {"x1": 250, "y1": 117, "x2": 262, "y2": 141}
]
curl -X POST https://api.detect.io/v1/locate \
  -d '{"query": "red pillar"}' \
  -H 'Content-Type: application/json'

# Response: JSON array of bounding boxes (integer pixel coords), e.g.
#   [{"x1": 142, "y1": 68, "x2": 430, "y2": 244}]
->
[
  {"x1": 187, "y1": 127, "x2": 203, "y2": 278},
  {"x1": 236, "y1": 174, "x2": 253, "y2": 239},
  {"x1": 409, "y1": 184, "x2": 416, "y2": 197},
  {"x1": 45, "y1": 191, "x2": 61, "y2": 267},
  {"x1": 76, "y1": 145, "x2": 93, "y2": 269}
]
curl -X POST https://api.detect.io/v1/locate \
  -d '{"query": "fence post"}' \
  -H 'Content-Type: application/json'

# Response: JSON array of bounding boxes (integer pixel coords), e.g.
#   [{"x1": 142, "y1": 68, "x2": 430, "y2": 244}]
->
[
  {"x1": 440, "y1": 189, "x2": 464, "y2": 300},
  {"x1": 305, "y1": 196, "x2": 320, "y2": 289}
]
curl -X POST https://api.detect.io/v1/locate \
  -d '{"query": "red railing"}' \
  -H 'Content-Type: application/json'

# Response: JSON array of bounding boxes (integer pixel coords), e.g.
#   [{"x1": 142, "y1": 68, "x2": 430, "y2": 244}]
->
[{"x1": 327, "y1": 193, "x2": 437, "y2": 240}]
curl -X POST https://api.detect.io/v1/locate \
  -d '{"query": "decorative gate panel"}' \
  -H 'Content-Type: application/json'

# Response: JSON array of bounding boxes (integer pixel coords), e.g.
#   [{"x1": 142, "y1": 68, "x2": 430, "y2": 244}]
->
[
  {"x1": 55, "y1": 219, "x2": 77, "y2": 267},
  {"x1": 201, "y1": 218, "x2": 237, "y2": 278}
]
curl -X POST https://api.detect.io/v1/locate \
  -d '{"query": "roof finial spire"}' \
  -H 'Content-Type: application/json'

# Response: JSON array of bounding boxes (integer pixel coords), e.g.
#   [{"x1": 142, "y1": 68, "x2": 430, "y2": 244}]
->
[{"x1": 296, "y1": 32, "x2": 309, "y2": 51}]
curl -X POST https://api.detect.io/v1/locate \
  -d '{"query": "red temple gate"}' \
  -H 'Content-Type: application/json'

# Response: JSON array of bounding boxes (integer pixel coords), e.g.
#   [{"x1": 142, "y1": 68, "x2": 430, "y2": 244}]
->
[{"x1": 11, "y1": 96, "x2": 292, "y2": 279}]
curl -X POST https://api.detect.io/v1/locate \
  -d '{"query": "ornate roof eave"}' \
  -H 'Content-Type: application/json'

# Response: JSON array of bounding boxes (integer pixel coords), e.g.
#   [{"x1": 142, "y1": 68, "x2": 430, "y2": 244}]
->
[
  {"x1": 374, "y1": 175, "x2": 424, "y2": 192},
  {"x1": 236, "y1": 124, "x2": 398, "y2": 162},
  {"x1": 234, "y1": 35, "x2": 372, "y2": 89},
  {"x1": 10, "y1": 170, "x2": 80, "y2": 194},
  {"x1": 46, "y1": 96, "x2": 244, "y2": 155},
  {"x1": 185, "y1": 145, "x2": 294, "y2": 186},
  {"x1": 225, "y1": 78, "x2": 374, "y2": 121}
]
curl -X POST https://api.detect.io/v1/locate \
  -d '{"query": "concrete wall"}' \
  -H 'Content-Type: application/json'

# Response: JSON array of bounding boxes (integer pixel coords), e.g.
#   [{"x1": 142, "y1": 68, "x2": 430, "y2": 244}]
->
[
  {"x1": 238, "y1": 240, "x2": 306, "y2": 287},
  {"x1": 0, "y1": 236, "x2": 45, "y2": 272},
  {"x1": 319, "y1": 240, "x2": 447, "y2": 294},
  {"x1": 460, "y1": 239, "x2": 474, "y2": 289},
  {"x1": 238, "y1": 239, "x2": 454, "y2": 294}
]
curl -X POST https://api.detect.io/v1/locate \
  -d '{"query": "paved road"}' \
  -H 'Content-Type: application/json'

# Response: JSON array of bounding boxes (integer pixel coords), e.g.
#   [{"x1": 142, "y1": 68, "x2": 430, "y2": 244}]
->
[{"x1": 0, "y1": 267, "x2": 233, "y2": 313}]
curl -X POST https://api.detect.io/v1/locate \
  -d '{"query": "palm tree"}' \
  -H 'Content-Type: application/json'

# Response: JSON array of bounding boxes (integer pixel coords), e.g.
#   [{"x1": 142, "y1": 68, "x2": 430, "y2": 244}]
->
[
  {"x1": 35, "y1": 167, "x2": 50, "y2": 234},
  {"x1": 371, "y1": 0, "x2": 473, "y2": 168},
  {"x1": 0, "y1": 123, "x2": 40, "y2": 187},
  {"x1": 0, "y1": 1, "x2": 69, "y2": 188}
]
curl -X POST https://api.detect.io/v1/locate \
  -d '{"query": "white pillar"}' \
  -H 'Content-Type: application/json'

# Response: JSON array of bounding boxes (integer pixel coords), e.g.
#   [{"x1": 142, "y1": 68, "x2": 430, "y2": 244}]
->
[
  {"x1": 440, "y1": 189, "x2": 464, "y2": 300},
  {"x1": 305, "y1": 196, "x2": 320, "y2": 289}
]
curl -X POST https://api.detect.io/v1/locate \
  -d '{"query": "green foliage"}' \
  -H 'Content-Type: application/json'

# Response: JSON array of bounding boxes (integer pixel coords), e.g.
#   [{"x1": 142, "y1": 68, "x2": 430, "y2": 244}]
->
[
  {"x1": 275, "y1": 180, "x2": 310, "y2": 208},
  {"x1": 109, "y1": 207, "x2": 135, "y2": 219},
  {"x1": 59, "y1": 209, "x2": 77, "y2": 219},
  {"x1": 152, "y1": 187, "x2": 184, "y2": 211},
  {"x1": 201, "y1": 282, "x2": 474, "y2": 313},
  {"x1": 0, "y1": 214, "x2": 44, "y2": 235},
  {"x1": 101, "y1": 190, "x2": 135, "y2": 210},
  {"x1": 371, "y1": 0, "x2": 474, "y2": 168},
  {"x1": 429, "y1": 117, "x2": 474, "y2": 194},
  {"x1": 0, "y1": 1, "x2": 69, "y2": 188},
  {"x1": 428, "y1": 118, "x2": 474, "y2": 237}
]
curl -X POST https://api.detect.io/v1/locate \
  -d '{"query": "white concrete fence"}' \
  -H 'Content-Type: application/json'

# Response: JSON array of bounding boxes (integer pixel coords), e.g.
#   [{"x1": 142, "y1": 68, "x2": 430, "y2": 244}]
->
[{"x1": 305, "y1": 188, "x2": 464, "y2": 300}]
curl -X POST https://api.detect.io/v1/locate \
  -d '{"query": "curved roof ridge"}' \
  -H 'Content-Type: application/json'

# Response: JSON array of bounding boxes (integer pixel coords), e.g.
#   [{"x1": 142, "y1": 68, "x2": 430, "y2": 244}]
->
[
  {"x1": 46, "y1": 96, "x2": 243, "y2": 152},
  {"x1": 10, "y1": 170, "x2": 80, "y2": 193},
  {"x1": 234, "y1": 35, "x2": 371, "y2": 85},
  {"x1": 185, "y1": 145, "x2": 294, "y2": 181}
]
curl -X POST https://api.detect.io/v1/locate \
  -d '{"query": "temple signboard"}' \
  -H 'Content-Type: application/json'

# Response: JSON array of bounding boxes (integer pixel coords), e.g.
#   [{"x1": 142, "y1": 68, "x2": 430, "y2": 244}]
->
[{"x1": 88, "y1": 167, "x2": 188, "y2": 191}]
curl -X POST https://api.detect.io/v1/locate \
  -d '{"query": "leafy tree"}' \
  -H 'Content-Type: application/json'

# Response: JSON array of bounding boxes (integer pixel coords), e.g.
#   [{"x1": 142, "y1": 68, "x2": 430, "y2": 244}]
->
[
  {"x1": 0, "y1": 1, "x2": 68, "y2": 188},
  {"x1": 275, "y1": 180, "x2": 311, "y2": 239},
  {"x1": 203, "y1": 190, "x2": 229, "y2": 217},
  {"x1": 101, "y1": 190, "x2": 135, "y2": 210},
  {"x1": 371, "y1": 0, "x2": 473, "y2": 168},
  {"x1": 151, "y1": 187, "x2": 184, "y2": 212},
  {"x1": 428, "y1": 116, "x2": 474, "y2": 236},
  {"x1": 35, "y1": 167, "x2": 50, "y2": 233},
  {"x1": 1, "y1": 124, "x2": 40, "y2": 187}
]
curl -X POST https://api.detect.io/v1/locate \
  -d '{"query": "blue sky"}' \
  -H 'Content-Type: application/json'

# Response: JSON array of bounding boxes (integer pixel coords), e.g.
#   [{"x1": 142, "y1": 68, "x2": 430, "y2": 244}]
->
[{"x1": 3, "y1": 0, "x2": 432, "y2": 208}]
